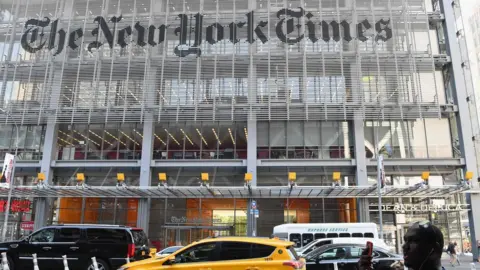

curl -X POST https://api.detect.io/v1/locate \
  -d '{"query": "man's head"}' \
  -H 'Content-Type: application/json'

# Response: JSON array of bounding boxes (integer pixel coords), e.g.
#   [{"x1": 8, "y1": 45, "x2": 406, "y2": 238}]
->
[{"x1": 402, "y1": 221, "x2": 444, "y2": 270}]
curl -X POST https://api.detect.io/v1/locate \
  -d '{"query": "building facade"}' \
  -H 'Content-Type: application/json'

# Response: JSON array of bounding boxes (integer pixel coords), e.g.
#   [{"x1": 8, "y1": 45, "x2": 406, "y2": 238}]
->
[{"x1": 0, "y1": 0, "x2": 479, "y2": 254}]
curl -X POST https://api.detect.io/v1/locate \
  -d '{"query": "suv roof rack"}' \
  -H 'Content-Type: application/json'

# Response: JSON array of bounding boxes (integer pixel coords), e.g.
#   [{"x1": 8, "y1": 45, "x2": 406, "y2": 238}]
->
[{"x1": 55, "y1": 224, "x2": 127, "y2": 227}]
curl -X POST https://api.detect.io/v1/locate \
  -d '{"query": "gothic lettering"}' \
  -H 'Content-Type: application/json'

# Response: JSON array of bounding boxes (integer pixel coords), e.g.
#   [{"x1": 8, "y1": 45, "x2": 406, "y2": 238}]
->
[
  {"x1": 375, "y1": 19, "x2": 392, "y2": 42},
  {"x1": 88, "y1": 15, "x2": 123, "y2": 52},
  {"x1": 357, "y1": 19, "x2": 371, "y2": 42},
  {"x1": 48, "y1": 19, "x2": 66, "y2": 56},
  {"x1": 206, "y1": 23, "x2": 224, "y2": 44},
  {"x1": 68, "y1": 28, "x2": 83, "y2": 50},
  {"x1": 22, "y1": 10, "x2": 394, "y2": 58},
  {"x1": 276, "y1": 7, "x2": 305, "y2": 44},
  {"x1": 21, "y1": 17, "x2": 51, "y2": 54},
  {"x1": 134, "y1": 22, "x2": 147, "y2": 47}
]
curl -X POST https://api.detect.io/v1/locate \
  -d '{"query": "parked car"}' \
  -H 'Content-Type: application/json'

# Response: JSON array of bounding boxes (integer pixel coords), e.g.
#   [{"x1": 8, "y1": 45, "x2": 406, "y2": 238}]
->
[
  {"x1": 156, "y1": 246, "x2": 183, "y2": 257},
  {"x1": 303, "y1": 243, "x2": 403, "y2": 270},
  {"x1": 297, "y1": 238, "x2": 390, "y2": 256},
  {"x1": 119, "y1": 236, "x2": 305, "y2": 270},
  {"x1": 0, "y1": 224, "x2": 150, "y2": 270}
]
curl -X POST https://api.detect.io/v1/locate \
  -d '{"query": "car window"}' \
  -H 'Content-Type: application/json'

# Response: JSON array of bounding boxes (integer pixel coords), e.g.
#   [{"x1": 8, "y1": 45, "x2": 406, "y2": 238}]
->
[
  {"x1": 174, "y1": 243, "x2": 217, "y2": 264},
  {"x1": 86, "y1": 228, "x2": 127, "y2": 243},
  {"x1": 219, "y1": 242, "x2": 251, "y2": 260},
  {"x1": 30, "y1": 228, "x2": 55, "y2": 243},
  {"x1": 56, "y1": 228, "x2": 81, "y2": 243},
  {"x1": 319, "y1": 247, "x2": 350, "y2": 260},
  {"x1": 131, "y1": 230, "x2": 148, "y2": 246},
  {"x1": 252, "y1": 244, "x2": 276, "y2": 258},
  {"x1": 162, "y1": 246, "x2": 181, "y2": 254},
  {"x1": 304, "y1": 240, "x2": 332, "y2": 254}
]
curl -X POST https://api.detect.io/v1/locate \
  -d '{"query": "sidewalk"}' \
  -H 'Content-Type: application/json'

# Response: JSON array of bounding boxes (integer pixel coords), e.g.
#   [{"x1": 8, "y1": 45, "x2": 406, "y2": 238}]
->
[{"x1": 442, "y1": 254, "x2": 480, "y2": 270}]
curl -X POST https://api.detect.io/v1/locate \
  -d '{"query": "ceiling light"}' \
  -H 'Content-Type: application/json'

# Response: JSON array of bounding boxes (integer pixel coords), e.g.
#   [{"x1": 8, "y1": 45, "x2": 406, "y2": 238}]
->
[
  {"x1": 212, "y1": 128, "x2": 222, "y2": 145},
  {"x1": 134, "y1": 129, "x2": 143, "y2": 138},
  {"x1": 120, "y1": 131, "x2": 140, "y2": 146},
  {"x1": 89, "y1": 130, "x2": 112, "y2": 146},
  {"x1": 228, "y1": 128, "x2": 235, "y2": 145},
  {"x1": 196, "y1": 128, "x2": 208, "y2": 146},
  {"x1": 154, "y1": 133, "x2": 166, "y2": 145},
  {"x1": 105, "y1": 130, "x2": 127, "y2": 147},
  {"x1": 165, "y1": 129, "x2": 180, "y2": 146},
  {"x1": 73, "y1": 130, "x2": 100, "y2": 146},
  {"x1": 244, "y1": 127, "x2": 248, "y2": 140},
  {"x1": 58, "y1": 130, "x2": 81, "y2": 143},
  {"x1": 180, "y1": 129, "x2": 194, "y2": 146}
]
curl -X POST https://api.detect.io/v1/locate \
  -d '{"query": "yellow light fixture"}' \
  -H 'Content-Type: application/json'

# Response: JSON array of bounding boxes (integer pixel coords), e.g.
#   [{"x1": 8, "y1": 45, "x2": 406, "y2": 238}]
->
[
  {"x1": 158, "y1": 173, "x2": 167, "y2": 182},
  {"x1": 201, "y1": 173, "x2": 209, "y2": 181},
  {"x1": 76, "y1": 173, "x2": 85, "y2": 182},
  {"x1": 288, "y1": 172, "x2": 296, "y2": 181},
  {"x1": 421, "y1": 171, "x2": 430, "y2": 180},
  {"x1": 465, "y1": 171, "x2": 473, "y2": 181},
  {"x1": 333, "y1": 172, "x2": 341, "y2": 182},
  {"x1": 37, "y1": 173, "x2": 46, "y2": 181},
  {"x1": 117, "y1": 173, "x2": 125, "y2": 182},
  {"x1": 245, "y1": 173, "x2": 252, "y2": 182}
]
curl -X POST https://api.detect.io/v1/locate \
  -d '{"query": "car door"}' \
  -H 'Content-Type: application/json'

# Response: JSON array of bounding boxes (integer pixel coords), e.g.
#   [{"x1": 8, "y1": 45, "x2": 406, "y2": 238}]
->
[
  {"x1": 307, "y1": 246, "x2": 354, "y2": 270},
  {"x1": 51, "y1": 227, "x2": 84, "y2": 270},
  {"x1": 164, "y1": 242, "x2": 219, "y2": 270},
  {"x1": 17, "y1": 227, "x2": 58, "y2": 269}
]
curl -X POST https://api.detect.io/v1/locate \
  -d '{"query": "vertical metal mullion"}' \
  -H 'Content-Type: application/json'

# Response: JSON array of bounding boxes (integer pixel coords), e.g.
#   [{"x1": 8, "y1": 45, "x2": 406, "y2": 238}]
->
[
  {"x1": 283, "y1": 0, "x2": 289, "y2": 121},
  {"x1": 267, "y1": 0, "x2": 271, "y2": 120},
  {"x1": 319, "y1": 0, "x2": 327, "y2": 120},
  {"x1": 337, "y1": 0, "x2": 346, "y2": 119},
  {"x1": 387, "y1": 0, "x2": 402, "y2": 119},
  {"x1": 175, "y1": 0, "x2": 186, "y2": 123},
  {"x1": 230, "y1": 0, "x2": 236, "y2": 121},
  {"x1": 212, "y1": 0, "x2": 219, "y2": 121},
  {"x1": 158, "y1": 0, "x2": 170, "y2": 122},
  {"x1": 122, "y1": 0, "x2": 138, "y2": 122},
  {"x1": 106, "y1": 0, "x2": 121, "y2": 123}
]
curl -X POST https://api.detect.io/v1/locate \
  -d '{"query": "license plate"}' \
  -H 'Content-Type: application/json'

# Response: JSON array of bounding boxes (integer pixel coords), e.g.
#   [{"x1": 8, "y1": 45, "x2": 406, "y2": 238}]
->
[{"x1": 142, "y1": 251, "x2": 145, "y2": 256}]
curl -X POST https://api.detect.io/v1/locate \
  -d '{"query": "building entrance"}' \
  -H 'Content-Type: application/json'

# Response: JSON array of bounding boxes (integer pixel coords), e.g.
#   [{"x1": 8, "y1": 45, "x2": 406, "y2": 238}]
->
[{"x1": 163, "y1": 225, "x2": 233, "y2": 246}]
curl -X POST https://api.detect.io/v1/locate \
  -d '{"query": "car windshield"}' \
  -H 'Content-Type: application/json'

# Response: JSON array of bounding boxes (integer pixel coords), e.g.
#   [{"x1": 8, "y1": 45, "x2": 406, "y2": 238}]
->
[{"x1": 162, "y1": 246, "x2": 182, "y2": 254}]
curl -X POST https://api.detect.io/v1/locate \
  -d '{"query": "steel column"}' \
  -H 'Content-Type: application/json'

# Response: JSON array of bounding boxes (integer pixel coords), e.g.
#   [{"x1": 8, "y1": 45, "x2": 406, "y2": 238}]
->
[{"x1": 440, "y1": 0, "x2": 480, "y2": 261}]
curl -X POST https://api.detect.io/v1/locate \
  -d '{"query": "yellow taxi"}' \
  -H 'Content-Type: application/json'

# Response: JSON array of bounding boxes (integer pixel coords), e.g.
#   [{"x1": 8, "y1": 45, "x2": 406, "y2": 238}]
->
[{"x1": 118, "y1": 236, "x2": 306, "y2": 270}]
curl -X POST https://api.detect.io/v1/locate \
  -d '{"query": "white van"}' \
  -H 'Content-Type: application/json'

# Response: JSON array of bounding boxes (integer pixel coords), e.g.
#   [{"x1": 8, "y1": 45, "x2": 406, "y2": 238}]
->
[
  {"x1": 273, "y1": 223, "x2": 379, "y2": 249},
  {"x1": 297, "y1": 237, "x2": 390, "y2": 256}
]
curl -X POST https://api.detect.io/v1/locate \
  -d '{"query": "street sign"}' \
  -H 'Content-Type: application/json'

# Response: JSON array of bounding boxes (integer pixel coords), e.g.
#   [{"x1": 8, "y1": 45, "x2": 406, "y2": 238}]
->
[
  {"x1": 251, "y1": 200, "x2": 257, "y2": 209},
  {"x1": 250, "y1": 209, "x2": 259, "y2": 217}
]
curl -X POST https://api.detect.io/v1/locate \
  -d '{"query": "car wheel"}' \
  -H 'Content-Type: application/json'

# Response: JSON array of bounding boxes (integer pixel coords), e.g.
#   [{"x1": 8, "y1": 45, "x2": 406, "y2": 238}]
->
[{"x1": 86, "y1": 258, "x2": 109, "y2": 270}]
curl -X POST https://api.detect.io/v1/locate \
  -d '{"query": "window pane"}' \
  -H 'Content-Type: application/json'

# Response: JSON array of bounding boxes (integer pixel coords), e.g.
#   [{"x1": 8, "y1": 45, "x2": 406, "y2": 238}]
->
[
  {"x1": 302, "y1": 233, "x2": 314, "y2": 246},
  {"x1": 251, "y1": 244, "x2": 276, "y2": 258},
  {"x1": 176, "y1": 243, "x2": 217, "y2": 263},
  {"x1": 31, "y1": 228, "x2": 55, "y2": 243},
  {"x1": 219, "y1": 242, "x2": 251, "y2": 260},
  {"x1": 57, "y1": 228, "x2": 81, "y2": 242},
  {"x1": 86, "y1": 229, "x2": 127, "y2": 243},
  {"x1": 289, "y1": 233, "x2": 301, "y2": 248}
]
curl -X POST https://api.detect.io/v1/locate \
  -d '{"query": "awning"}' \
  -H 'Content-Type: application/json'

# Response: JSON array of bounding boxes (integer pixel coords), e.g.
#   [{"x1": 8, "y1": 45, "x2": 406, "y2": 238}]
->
[{"x1": 0, "y1": 184, "x2": 470, "y2": 199}]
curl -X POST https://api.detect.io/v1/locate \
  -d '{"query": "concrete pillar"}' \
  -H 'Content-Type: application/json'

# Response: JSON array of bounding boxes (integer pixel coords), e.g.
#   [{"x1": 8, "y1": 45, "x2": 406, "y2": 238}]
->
[{"x1": 440, "y1": 0, "x2": 480, "y2": 260}]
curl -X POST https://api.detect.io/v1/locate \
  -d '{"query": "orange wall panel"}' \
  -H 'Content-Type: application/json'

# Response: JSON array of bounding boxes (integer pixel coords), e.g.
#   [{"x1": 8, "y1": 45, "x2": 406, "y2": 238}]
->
[{"x1": 127, "y1": 199, "x2": 138, "y2": 227}]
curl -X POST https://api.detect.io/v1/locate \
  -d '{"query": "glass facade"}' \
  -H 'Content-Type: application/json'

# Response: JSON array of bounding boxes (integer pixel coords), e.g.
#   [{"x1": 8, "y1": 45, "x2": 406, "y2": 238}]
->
[{"x1": 0, "y1": 0, "x2": 474, "y2": 255}]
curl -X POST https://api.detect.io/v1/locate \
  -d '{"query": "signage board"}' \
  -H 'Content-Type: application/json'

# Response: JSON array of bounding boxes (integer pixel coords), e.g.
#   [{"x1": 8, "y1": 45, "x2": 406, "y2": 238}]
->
[
  {"x1": 20, "y1": 221, "x2": 34, "y2": 231},
  {"x1": 369, "y1": 204, "x2": 469, "y2": 212},
  {"x1": 1, "y1": 153, "x2": 14, "y2": 186},
  {"x1": 20, "y1": 8, "x2": 393, "y2": 58},
  {"x1": 251, "y1": 200, "x2": 257, "y2": 210}
]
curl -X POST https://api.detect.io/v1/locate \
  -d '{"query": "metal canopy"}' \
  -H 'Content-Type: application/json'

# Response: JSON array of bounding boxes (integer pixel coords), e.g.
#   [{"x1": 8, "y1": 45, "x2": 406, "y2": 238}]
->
[{"x1": 0, "y1": 184, "x2": 470, "y2": 199}]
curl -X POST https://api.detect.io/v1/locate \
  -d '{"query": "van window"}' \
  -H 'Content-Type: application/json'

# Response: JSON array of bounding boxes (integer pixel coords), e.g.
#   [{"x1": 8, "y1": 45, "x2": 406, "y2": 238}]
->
[
  {"x1": 131, "y1": 229, "x2": 148, "y2": 246},
  {"x1": 315, "y1": 233, "x2": 326, "y2": 239},
  {"x1": 302, "y1": 233, "x2": 314, "y2": 246},
  {"x1": 352, "y1": 233, "x2": 363, "y2": 237},
  {"x1": 326, "y1": 233, "x2": 338, "y2": 238},
  {"x1": 56, "y1": 228, "x2": 81, "y2": 242},
  {"x1": 289, "y1": 234, "x2": 302, "y2": 248},
  {"x1": 339, "y1": 233, "x2": 350, "y2": 238},
  {"x1": 364, "y1": 233, "x2": 374, "y2": 238}
]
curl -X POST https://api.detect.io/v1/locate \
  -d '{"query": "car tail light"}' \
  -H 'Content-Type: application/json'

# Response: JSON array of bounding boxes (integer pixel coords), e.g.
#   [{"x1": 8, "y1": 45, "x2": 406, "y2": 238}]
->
[
  {"x1": 128, "y1": 243, "x2": 135, "y2": 258},
  {"x1": 283, "y1": 261, "x2": 304, "y2": 269}
]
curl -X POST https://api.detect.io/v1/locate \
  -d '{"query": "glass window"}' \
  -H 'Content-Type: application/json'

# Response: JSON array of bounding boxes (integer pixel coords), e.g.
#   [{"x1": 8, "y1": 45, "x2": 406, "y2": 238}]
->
[
  {"x1": 131, "y1": 230, "x2": 148, "y2": 246},
  {"x1": 346, "y1": 247, "x2": 364, "y2": 259},
  {"x1": 175, "y1": 242, "x2": 217, "y2": 263},
  {"x1": 364, "y1": 233, "x2": 374, "y2": 238},
  {"x1": 315, "y1": 233, "x2": 326, "y2": 239},
  {"x1": 289, "y1": 234, "x2": 302, "y2": 248},
  {"x1": 219, "y1": 242, "x2": 251, "y2": 260},
  {"x1": 326, "y1": 233, "x2": 338, "y2": 238},
  {"x1": 352, "y1": 233, "x2": 363, "y2": 237},
  {"x1": 30, "y1": 228, "x2": 55, "y2": 243},
  {"x1": 252, "y1": 244, "x2": 276, "y2": 258},
  {"x1": 56, "y1": 228, "x2": 81, "y2": 242},
  {"x1": 339, "y1": 233, "x2": 350, "y2": 238},
  {"x1": 302, "y1": 234, "x2": 314, "y2": 246},
  {"x1": 319, "y1": 247, "x2": 348, "y2": 260},
  {"x1": 86, "y1": 229, "x2": 127, "y2": 243}
]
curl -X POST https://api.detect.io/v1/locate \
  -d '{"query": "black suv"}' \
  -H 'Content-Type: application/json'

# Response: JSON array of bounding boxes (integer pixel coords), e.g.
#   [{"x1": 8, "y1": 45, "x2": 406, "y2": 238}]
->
[{"x1": 0, "y1": 224, "x2": 150, "y2": 270}]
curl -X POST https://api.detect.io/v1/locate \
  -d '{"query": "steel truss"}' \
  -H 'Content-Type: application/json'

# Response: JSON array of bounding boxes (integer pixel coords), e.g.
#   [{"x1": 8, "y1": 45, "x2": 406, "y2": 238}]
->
[{"x1": 0, "y1": 184, "x2": 470, "y2": 199}]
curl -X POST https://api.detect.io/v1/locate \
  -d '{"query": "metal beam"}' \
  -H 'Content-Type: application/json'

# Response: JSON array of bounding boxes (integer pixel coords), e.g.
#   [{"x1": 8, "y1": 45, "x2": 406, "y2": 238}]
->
[
  {"x1": 258, "y1": 159, "x2": 355, "y2": 167},
  {"x1": 151, "y1": 160, "x2": 246, "y2": 167},
  {"x1": 52, "y1": 160, "x2": 141, "y2": 168},
  {"x1": 366, "y1": 158, "x2": 464, "y2": 167}
]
